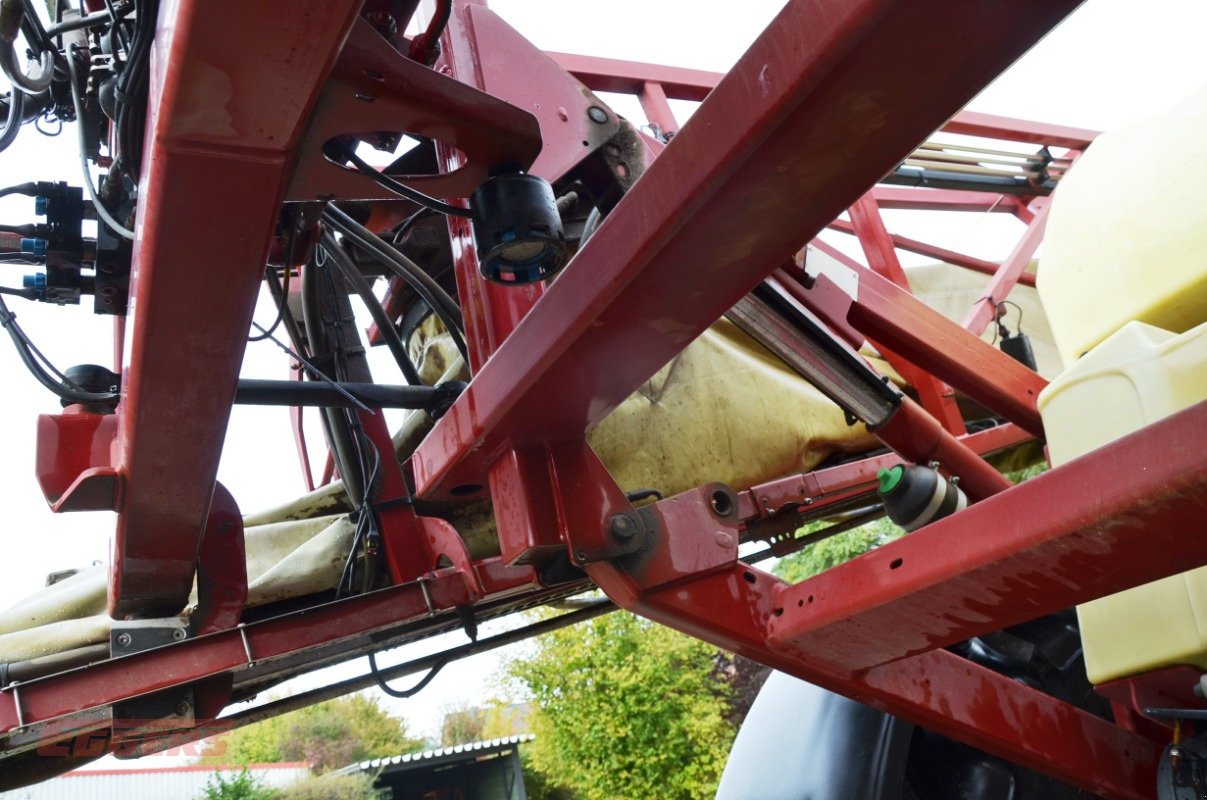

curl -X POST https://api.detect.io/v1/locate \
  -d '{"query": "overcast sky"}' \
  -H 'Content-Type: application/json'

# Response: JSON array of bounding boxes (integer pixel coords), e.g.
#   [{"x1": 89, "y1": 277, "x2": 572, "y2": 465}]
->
[{"x1": 0, "y1": 0, "x2": 1203, "y2": 754}]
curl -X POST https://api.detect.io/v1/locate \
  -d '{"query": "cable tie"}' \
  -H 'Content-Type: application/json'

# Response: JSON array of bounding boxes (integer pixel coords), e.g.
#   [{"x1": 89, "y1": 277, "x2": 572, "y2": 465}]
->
[{"x1": 374, "y1": 496, "x2": 414, "y2": 513}]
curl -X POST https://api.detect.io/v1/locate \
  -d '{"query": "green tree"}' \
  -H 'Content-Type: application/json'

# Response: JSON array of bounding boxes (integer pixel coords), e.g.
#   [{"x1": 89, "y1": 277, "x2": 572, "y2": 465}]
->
[
  {"x1": 506, "y1": 610, "x2": 735, "y2": 800},
  {"x1": 200, "y1": 768, "x2": 278, "y2": 800},
  {"x1": 773, "y1": 515, "x2": 904, "y2": 583},
  {"x1": 441, "y1": 701, "x2": 531, "y2": 746},
  {"x1": 202, "y1": 694, "x2": 425, "y2": 773}
]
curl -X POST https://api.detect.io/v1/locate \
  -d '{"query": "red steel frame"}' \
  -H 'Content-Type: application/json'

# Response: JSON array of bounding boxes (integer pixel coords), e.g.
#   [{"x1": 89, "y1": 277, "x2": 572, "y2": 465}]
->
[{"x1": 3, "y1": 1, "x2": 1202, "y2": 798}]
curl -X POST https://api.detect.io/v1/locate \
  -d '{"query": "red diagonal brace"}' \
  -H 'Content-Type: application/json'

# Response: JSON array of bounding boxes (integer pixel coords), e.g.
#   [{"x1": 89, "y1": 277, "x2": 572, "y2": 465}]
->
[{"x1": 414, "y1": 0, "x2": 1085, "y2": 499}]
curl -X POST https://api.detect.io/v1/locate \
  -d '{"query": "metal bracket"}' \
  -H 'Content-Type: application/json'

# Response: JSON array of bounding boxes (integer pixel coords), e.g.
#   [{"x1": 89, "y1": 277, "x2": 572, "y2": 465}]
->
[
  {"x1": 572, "y1": 509, "x2": 656, "y2": 565},
  {"x1": 110, "y1": 618, "x2": 194, "y2": 744},
  {"x1": 110, "y1": 619, "x2": 189, "y2": 658}
]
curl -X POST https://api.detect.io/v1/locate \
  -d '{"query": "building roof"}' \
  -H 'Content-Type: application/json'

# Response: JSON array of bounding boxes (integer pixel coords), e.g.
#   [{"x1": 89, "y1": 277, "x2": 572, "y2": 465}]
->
[
  {"x1": 0, "y1": 762, "x2": 311, "y2": 800},
  {"x1": 60, "y1": 762, "x2": 310, "y2": 777},
  {"x1": 343, "y1": 735, "x2": 535, "y2": 775}
]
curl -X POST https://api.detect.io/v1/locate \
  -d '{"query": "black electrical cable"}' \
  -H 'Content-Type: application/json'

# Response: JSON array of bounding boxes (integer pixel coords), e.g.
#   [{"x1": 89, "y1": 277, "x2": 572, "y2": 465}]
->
[
  {"x1": 319, "y1": 229, "x2": 423, "y2": 387},
  {"x1": 164, "y1": 599, "x2": 617, "y2": 749},
  {"x1": 0, "y1": 222, "x2": 37, "y2": 235},
  {"x1": 0, "y1": 294, "x2": 120, "y2": 403},
  {"x1": 112, "y1": 0, "x2": 158, "y2": 184},
  {"x1": 321, "y1": 205, "x2": 468, "y2": 364},
  {"x1": 368, "y1": 651, "x2": 448, "y2": 699},
  {"x1": 334, "y1": 140, "x2": 474, "y2": 219},
  {"x1": 991, "y1": 300, "x2": 1025, "y2": 345},
  {"x1": 247, "y1": 226, "x2": 298, "y2": 343},
  {"x1": 390, "y1": 207, "x2": 436, "y2": 245},
  {"x1": 0, "y1": 182, "x2": 35, "y2": 197},
  {"x1": 0, "y1": 284, "x2": 36, "y2": 299}
]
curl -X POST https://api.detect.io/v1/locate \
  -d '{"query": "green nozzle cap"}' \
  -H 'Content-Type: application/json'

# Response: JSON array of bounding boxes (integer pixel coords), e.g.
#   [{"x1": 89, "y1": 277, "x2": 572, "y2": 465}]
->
[{"x1": 877, "y1": 465, "x2": 904, "y2": 494}]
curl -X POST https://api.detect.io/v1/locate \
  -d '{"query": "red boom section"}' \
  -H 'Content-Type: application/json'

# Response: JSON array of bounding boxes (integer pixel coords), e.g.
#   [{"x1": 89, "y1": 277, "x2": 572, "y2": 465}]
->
[
  {"x1": 411, "y1": 0, "x2": 1086, "y2": 498},
  {"x1": 12, "y1": 1, "x2": 1203, "y2": 798}
]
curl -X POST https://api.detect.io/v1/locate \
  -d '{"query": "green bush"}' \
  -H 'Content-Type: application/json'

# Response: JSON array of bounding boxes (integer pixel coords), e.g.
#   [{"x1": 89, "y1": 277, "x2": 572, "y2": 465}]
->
[
  {"x1": 200, "y1": 768, "x2": 278, "y2": 800},
  {"x1": 274, "y1": 772, "x2": 378, "y2": 800}
]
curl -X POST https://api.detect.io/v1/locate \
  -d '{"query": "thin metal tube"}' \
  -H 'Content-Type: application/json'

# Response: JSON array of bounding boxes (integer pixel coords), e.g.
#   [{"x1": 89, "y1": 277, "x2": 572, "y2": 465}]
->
[{"x1": 233, "y1": 378, "x2": 454, "y2": 409}]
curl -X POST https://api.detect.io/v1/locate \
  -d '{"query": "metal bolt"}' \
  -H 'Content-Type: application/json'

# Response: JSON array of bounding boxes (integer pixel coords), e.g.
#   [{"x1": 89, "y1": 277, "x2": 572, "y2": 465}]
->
[
  {"x1": 175, "y1": 700, "x2": 191, "y2": 717},
  {"x1": 171, "y1": 628, "x2": 186, "y2": 641},
  {"x1": 587, "y1": 105, "x2": 608, "y2": 124},
  {"x1": 115, "y1": 632, "x2": 132, "y2": 648},
  {"x1": 610, "y1": 514, "x2": 636, "y2": 540}
]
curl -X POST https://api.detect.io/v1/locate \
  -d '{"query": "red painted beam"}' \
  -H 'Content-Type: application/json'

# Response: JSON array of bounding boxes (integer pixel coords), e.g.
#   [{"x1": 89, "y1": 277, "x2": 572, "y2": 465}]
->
[
  {"x1": 826, "y1": 217, "x2": 1037, "y2": 287},
  {"x1": 546, "y1": 51, "x2": 721, "y2": 101},
  {"x1": 847, "y1": 193, "x2": 966, "y2": 433},
  {"x1": 414, "y1": 0, "x2": 1087, "y2": 499},
  {"x1": 110, "y1": 0, "x2": 363, "y2": 616},
  {"x1": 621, "y1": 567, "x2": 1161, "y2": 799},
  {"x1": 870, "y1": 186, "x2": 1024, "y2": 212},
  {"x1": 549, "y1": 54, "x2": 1101, "y2": 155},
  {"x1": 794, "y1": 265, "x2": 1048, "y2": 438},
  {"x1": 945, "y1": 110, "x2": 1098, "y2": 149},
  {"x1": 768, "y1": 401, "x2": 1207, "y2": 672},
  {"x1": 0, "y1": 573, "x2": 474, "y2": 736},
  {"x1": 961, "y1": 200, "x2": 1049, "y2": 335}
]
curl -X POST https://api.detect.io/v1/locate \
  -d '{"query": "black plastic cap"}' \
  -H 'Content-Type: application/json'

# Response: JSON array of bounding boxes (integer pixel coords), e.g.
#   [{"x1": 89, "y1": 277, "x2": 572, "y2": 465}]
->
[{"x1": 470, "y1": 173, "x2": 567, "y2": 285}]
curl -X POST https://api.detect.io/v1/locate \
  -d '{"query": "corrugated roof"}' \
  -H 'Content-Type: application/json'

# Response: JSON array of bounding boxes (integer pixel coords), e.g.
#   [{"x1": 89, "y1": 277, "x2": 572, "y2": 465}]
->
[{"x1": 350, "y1": 734, "x2": 535, "y2": 772}]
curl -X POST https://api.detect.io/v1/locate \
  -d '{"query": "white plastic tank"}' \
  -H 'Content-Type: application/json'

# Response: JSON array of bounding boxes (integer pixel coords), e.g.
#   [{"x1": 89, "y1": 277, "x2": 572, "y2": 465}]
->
[
  {"x1": 1038, "y1": 85, "x2": 1207, "y2": 367},
  {"x1": 1039, "y1": 320, "x2": 1207, "y2": 684}
]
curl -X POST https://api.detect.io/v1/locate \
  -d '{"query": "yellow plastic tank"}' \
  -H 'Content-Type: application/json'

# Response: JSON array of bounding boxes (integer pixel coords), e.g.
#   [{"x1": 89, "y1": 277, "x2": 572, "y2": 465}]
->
[
  {"x1": 1037, "y1": 320, "x2": 1207, "y2": 684},
  {"x1": 1038, "y1": 85, "x2": 1207, "y2": 367}
]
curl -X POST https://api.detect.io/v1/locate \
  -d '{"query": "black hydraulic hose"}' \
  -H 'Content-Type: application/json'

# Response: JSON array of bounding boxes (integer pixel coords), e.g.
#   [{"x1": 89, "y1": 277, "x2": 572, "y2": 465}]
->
[
  {"x1": 319, "y1": 229, "x2": 423, "y2": 386},
  {"x1": 46, "y1": 4, "x2": 129, "y2": 37},
  {"x1": 0, "y1": 0, "x2": 53, "y2": 95},
  {"x1": 322, "y1": 205, "x2": 468, "y2": 364}
]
